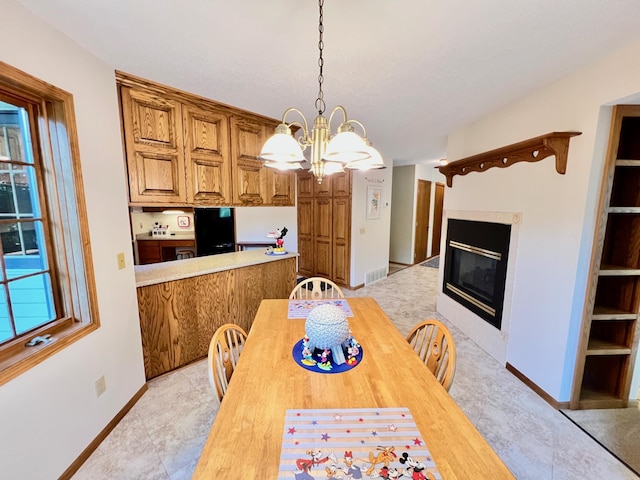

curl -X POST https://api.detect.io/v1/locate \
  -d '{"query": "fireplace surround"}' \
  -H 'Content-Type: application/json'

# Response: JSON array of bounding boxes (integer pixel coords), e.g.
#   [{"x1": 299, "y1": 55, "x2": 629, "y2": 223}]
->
[{"x1": 443, "y1": 219, "x2": 511, "y2": 329}]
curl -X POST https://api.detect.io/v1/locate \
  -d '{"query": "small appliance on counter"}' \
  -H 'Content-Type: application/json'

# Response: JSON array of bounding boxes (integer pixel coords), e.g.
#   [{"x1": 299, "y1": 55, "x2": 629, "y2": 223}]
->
[
  {"x1": 151, "y1": 223, "x2": 170, "y2": 237},
  {"x1": 194, "y1": 207, "x2": 236, "y2": 256}
]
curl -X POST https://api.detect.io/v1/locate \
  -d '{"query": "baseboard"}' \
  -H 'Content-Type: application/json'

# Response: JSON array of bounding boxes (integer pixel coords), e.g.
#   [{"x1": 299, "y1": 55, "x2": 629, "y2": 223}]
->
[
  {"x1": 351, "y1": 283, "x2": 365, "y2": 290},
  {"x1": 389, "y1": 261, "x2": 412, "y2": 267},
  {"x1": 505, "y1": 362, "x2": 570, "y2": 410},
  {"x1": 59, "y1": 383, "x2": 148, "y2": 479}
]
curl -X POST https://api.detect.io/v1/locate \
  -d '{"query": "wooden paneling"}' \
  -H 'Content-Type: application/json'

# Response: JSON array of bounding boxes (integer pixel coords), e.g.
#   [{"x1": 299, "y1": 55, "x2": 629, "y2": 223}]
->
[
  {"x1": 183, "y1": 103, "x2": 231, "y2": 204},
  {"x1": 120, "y1": 87, "x2": 186, "y2": 203},
  {"x1": 230, "y1": 115, "x2": 266, "y2": 205},
  {"x1": 332, "y1": 171, "x2": 351, "y2": 197},
  {"x1": 296, "y1": 171, "x2": 314, "y2": 197},
  {"x1": 297, "y1": 172, "x2": 352, "y2": 286},
  {"x1": 136, "y1": 258, "x2": 296, "y2": 379},
  {"x1": 332, "y1": 198, "x2": 351, "y2": 285},
  {"x1": 118, "y1": 73, "x2": 293, "y2": 207}
]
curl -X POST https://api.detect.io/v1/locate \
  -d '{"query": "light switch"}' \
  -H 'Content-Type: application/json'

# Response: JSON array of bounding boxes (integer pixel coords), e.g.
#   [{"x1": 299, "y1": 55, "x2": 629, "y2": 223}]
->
[
  {"x1": 359, "y1": 228, "x2": 365, "y2": 235},
  {"x1": 117, "y1": 252, "x2": 126, "y2": 270}
]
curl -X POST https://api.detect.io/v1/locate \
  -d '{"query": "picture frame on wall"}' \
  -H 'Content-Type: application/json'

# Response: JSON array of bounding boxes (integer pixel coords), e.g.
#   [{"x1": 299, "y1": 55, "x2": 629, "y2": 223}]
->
[
  {"x1": 177, "y1": 215, "x2": 191, "y2": 228},
  {"x1": 366, "y1": 186, "x2": 382, "y2": 220}
]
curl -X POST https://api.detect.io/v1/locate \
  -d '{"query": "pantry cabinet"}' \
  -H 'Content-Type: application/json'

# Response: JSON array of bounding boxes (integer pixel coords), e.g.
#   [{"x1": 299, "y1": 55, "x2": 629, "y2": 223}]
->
[
  {"x1": 117, "y1": 72, "x2": 294, "y2": 207},
  {"x1": 296, "y1": 171, "x2": 351, "y2": 286}
]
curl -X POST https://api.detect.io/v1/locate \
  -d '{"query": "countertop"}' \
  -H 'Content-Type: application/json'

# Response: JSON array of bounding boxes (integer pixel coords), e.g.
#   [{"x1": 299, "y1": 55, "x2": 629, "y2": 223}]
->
[
  {"x1": 135, "y1": 232, "x2": 195, "y2": 241},
  {"x1": 134, "y1": 249, "x2": 298, "y2": 287}
]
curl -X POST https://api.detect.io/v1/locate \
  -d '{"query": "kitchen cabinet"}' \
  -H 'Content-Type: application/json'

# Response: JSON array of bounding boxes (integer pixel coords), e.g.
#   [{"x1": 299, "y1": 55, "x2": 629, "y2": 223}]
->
[
  {"x1": 296, "y1": 171, "x2": 351, "y2": 286},
  {"x1": 117, "y1": 72, "x2": 294, "y2": 207},
  {"x1": 120, "y1": 87, "x2": 186, "y2": 204},
  {"x1": 137, "y1": 238, "x2": 196, "y2": 265},
  {"x1": 571, "y1": 105, "x2": 640, "y2": 409},
  {"x1": 136, "y1": 255, "x2": 296, "y2": 379}
]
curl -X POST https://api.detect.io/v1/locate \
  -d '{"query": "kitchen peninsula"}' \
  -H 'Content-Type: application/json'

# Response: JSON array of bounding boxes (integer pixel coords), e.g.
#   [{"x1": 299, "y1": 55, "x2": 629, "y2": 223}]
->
[{"x1": 135, "y1": 250, "x2": 297, "y2": 379}]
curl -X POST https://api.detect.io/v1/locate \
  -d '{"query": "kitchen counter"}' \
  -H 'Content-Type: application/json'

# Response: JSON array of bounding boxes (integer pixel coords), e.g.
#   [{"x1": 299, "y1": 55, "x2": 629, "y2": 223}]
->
[
  {"x1": 134, "y1": 249, "x2": 298, "y2": 287},
  {"x1": 135, "y1": 232, "x2": 195, "y2": 241},
  {"x1": 135, "y1": 249, "x2": 297, "y2": 379}
]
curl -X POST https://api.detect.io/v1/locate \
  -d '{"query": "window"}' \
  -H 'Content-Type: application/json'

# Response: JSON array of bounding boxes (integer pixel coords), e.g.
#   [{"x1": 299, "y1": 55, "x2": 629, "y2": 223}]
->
[{"x1": 0, "y1": 61, "x2": 99, "y2": 385}]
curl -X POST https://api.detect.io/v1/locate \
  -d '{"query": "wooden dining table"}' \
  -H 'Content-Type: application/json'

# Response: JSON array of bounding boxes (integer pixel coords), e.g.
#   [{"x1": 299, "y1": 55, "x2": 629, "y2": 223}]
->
[{"x1": 193, "y1": 297, "x2": 514, "y2": 479}]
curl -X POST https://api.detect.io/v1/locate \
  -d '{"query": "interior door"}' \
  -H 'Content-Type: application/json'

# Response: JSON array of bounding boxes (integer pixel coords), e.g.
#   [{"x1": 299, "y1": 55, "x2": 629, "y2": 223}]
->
[
  {"x1": 414, "y1": 180, "x2": 431, "y2": 263},
  {"x1": 431, "y1": 183, "x2": 445, "y2": 257}
]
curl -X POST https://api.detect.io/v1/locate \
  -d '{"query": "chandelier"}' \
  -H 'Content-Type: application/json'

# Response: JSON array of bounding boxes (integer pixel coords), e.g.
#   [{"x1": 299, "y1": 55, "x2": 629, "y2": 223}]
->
[{"x1": 258, "y1": 0, "x2": 384, "y2": 184}]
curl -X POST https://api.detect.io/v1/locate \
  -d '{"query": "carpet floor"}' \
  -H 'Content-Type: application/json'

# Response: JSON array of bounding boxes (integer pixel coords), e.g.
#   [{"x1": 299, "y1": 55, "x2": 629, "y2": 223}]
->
[{"x1": 421, "y1": 255, "x2": 440, "y2": 268}]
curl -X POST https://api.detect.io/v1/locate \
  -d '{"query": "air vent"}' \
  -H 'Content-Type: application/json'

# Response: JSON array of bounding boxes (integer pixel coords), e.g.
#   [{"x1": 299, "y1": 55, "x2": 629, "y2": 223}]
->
[{"x1": 365, "y1": 267, "x2": 387, "y2": 286}]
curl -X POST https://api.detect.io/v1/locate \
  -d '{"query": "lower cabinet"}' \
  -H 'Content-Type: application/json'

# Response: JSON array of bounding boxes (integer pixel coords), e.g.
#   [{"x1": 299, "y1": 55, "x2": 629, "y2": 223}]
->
[
  {"x1": 136, "y1": 257, "x2": 296, "y2": 379},
  {"x1": 137, "y1": 239, "x2": 196, "y2": 265}
]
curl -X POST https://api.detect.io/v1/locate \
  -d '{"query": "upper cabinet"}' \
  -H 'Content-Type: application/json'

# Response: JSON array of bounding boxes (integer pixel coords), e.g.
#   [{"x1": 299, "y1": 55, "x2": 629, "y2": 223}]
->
[
  {"x1": 120, "y1": 87, "x2": 186, "y2": 204},
  {"x1": 117, "y1": 72, "x2": 294, "y2": 207},
  {"x1": 183, "y1": 103, "x2": 231, "y2": 205}
]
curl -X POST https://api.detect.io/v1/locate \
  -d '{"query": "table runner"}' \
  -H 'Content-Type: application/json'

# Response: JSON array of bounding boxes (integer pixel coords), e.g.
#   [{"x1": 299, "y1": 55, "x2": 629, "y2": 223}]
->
[
  {"x1": 278, "y1": 407, "x2": 442, "y2": 479},
  {"x1": 288, "y1": 299, "x2": 354, "y2": 319}
]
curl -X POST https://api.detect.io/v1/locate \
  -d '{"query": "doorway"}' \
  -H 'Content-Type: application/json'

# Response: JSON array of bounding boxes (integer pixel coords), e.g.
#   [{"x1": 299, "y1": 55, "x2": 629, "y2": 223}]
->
[
  {"x1": 414, "y1": 180, "x2": 431, "y2": 263},
  {"x1": 431, "y1": 183, "x2": 445, "y2": 256}
]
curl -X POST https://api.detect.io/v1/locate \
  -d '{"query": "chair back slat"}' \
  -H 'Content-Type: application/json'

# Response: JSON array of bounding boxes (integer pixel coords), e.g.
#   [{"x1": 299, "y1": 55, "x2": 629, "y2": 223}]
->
[
  {"x1": 406, "y1": 319, "x2": 456, "y2": 392},
  {"x1": 289, "y1": 277, "x2": 345, "y2": 300},
  {"x1": 208, "y1": 324, "x2": 248, "y2": 401}
]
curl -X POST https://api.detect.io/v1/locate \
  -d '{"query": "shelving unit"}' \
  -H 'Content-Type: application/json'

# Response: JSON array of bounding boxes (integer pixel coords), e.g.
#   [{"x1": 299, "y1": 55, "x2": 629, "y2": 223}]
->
[{"x1": 571, "y1": 105, "x2": 640, "y2": 409}]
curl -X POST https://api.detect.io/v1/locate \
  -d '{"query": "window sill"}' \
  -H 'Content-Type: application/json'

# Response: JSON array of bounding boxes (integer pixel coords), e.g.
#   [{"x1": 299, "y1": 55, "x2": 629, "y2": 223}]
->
[{"x1": 0, "y1": 319, "x2": 98, "y2": 386}]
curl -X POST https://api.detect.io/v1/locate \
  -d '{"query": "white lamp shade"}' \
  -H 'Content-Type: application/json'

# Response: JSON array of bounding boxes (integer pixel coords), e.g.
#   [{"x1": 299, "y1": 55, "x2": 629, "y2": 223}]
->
[
  {"x1": 323, "y1": 131, "x2": 370, "y2": 163},
  {"x1": 346, "y1": 145, "x2": 385, "y2": 170},
  {"x1": 259, "y1": 133, "x2": 305, "y2": 163},
  {"x1": 323, "y1": 161, "x2": 345, "y2": 174},
  {"x1": 264, "y1": 161, "x2": 303, "y2": 171}
]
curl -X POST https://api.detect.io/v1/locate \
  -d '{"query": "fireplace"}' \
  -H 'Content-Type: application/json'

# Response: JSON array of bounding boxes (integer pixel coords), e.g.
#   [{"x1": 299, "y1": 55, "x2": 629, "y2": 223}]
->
[{"x1": 443, "y1": 219, "x2": 511, "y2": 329}]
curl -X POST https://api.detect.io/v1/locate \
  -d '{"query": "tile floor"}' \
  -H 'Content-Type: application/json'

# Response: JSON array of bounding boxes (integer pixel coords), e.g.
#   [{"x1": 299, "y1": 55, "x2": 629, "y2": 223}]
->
[{"x1": 73, "y1": 264, "x2": 639, "y2": 479}]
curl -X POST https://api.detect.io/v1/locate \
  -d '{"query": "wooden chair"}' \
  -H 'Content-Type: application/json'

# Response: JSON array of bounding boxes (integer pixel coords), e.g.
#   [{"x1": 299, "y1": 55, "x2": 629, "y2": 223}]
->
[
  {"x1": 207, "y1": 324, "x2": 248, "y2": 401},
  {"x1": 289, "y1": 276, "x2": 345, "y2": 300},
  {"x1": 406, "y1": 319, "x2": 456, "y2": 391}
]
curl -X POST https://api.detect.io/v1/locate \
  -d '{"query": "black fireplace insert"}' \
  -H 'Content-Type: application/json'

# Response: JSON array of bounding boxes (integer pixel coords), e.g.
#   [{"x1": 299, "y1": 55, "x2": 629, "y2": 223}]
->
[{"x1": 443, "y1": 219, "x2": 511, "y2": 329}]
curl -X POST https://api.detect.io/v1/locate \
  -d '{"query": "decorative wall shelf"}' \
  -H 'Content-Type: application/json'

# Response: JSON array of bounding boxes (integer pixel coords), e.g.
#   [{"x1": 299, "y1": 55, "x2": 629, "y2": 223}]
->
[{"x1": 438, "y1": 131, "x2": 582, "y2": 187}]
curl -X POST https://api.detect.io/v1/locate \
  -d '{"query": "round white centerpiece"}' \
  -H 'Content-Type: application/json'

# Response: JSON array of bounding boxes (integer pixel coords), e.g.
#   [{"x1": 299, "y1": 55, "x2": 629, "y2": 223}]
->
[{"x1": 305, "y1": 304, "x2": 350, "y2": 365}]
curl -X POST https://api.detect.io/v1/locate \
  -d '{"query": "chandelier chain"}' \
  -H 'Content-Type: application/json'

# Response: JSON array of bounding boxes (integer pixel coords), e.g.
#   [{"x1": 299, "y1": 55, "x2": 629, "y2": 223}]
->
[{"x1": 315, "y1": 0, "x2": 326, "y2": 115}]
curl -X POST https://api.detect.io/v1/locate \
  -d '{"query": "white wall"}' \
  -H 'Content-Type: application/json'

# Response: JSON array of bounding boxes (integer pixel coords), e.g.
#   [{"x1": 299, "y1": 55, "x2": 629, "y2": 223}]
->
[
  {"x1": 0, "y1": 1, "x2": 146, "y2": 478},
  {"x1": 235, "y1": 206, "x2": 297, "y2": 250},
  {"x1": 389, "y1": 165, "x2": 415, "y2": 264},
  {"x1": 350, "y1": 166, "x2": 393, "y2": 287},
  {"x1": 440, "y1": 38, "x2": 640, "y2": 402}
]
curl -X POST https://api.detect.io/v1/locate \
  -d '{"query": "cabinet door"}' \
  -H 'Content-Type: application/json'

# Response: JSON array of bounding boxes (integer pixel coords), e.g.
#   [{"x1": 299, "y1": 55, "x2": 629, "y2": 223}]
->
[
  {"x1": 137, "y1": 240, "x2": 161, "y2": 265},
  {"x1": 265, "y1": 168, "x2": 295, "y2": 205},
  {"x1": 314, "y1": 198, "x2": 332, "y2": 277},
  {"x1": 120, "y1": 87, "x2": 186, "y2": 204},
  {"x1": 332, "y1": 171, "x2": 352, "y2": 197},
  {"x1": 230, "y1": 115, "x2": 266, "y2": 205},
  {"x1": 182, "y1": 103, "x2": 231, "y2": 205},
  {"x1": 297, "y1": 198, "x2": 314, "y2": 277},
  {"x1": 332, "y1": 197, "x2": 351, "y2": 285},
  {"x1": 297, "y1": 171, "x2": 314, "y2": 198}
]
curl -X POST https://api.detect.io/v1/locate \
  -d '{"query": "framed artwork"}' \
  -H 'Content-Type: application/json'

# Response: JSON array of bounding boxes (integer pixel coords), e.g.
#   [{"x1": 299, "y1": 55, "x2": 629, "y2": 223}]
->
[
  {"x1": 366, "y1": 186, "x2": 382, "y2": 220},
  {"x1": 177, "y1": 215, "x2": 190, "y2": 228}
]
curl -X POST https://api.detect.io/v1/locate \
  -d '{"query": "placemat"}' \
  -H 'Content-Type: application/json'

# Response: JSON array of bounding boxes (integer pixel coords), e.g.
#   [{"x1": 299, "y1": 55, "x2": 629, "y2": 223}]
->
[
  {"x1": 278, "y1": 407, "x2": 442, "y2": 479},
  {"x1": 288, "y1": 299, "x2": 354, "y2": 319}
]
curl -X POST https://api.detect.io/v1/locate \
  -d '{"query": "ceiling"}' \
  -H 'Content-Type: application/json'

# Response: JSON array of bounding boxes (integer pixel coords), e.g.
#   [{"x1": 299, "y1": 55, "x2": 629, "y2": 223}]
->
[{"x1": 14, "y1": 0, "x2": 640, "y2": 166}]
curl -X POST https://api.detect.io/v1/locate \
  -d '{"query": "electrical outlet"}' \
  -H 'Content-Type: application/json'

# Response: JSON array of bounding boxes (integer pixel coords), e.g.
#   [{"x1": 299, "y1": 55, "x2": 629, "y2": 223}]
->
[
  {"x1": 139, "y1": 222, "x2": 143, "y2": 229},
  {"x1": 95, "y1": 375, "x2": 106, "y2": 397},
  {"x1": 117, "y1": 252, "x2": 125, "y2": 270}
]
